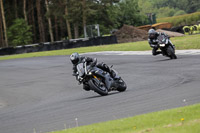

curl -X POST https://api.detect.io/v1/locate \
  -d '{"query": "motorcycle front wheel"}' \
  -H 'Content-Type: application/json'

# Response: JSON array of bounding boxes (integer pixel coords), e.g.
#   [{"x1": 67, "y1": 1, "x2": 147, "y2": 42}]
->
[
  {"x1": 167, "y1": 46, "x2": 177, "y2": 59},
  {"x1": 116, "y1": 78, "x2": 127, "y2": 92},
  {"x1": 88, "y1": 78, "x2": 108, "y2": 96}
]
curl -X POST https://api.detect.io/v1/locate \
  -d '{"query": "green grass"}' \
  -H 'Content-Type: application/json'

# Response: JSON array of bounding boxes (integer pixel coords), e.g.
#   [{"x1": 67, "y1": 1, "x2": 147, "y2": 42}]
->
[
  {"x1": 50, "y1": 103, "x2": 200, "y2": 133},
  {"x1": 0, "y1": 34, "x2": 200, "y2": 61}
]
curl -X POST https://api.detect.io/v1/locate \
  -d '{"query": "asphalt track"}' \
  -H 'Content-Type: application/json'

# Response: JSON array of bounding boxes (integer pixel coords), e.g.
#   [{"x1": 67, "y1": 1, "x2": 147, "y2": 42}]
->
[{"x1": 0, "y1": 51, "x2": 200, "y2": 133}]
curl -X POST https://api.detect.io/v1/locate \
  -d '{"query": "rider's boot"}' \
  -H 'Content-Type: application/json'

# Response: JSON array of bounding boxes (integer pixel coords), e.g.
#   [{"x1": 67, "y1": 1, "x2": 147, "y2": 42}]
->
[
  {"x1": 97, "y1": 62, "x2": 121, "y2": 80},
  {"x1": 110, "y1": 69, "x2": 121, "y2": 80}
]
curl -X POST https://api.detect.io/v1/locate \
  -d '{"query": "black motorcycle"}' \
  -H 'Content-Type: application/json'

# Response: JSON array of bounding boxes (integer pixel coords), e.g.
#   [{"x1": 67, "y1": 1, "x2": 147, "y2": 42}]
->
[
  {"x1": 157, "y1": 34, "x2": 177, "y2": 59},
  {"x1": 75, "y1": 61, "x2": 127, "y2": 96}
]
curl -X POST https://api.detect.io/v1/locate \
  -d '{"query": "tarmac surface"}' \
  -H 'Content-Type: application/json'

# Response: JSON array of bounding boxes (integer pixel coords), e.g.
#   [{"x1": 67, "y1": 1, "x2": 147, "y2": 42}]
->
[{"x1": 0, "y1": 51, "x2": 200, "y2": 133}]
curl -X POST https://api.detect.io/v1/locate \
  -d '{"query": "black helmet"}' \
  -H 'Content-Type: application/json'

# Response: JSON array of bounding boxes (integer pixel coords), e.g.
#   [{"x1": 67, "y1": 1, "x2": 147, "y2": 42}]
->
[
  {"x1": 148, "y1": 29, "x2": 156, "y2": 39},
  {"x1": 70, "y1": 52, "x2": 80, "y2": 64}
]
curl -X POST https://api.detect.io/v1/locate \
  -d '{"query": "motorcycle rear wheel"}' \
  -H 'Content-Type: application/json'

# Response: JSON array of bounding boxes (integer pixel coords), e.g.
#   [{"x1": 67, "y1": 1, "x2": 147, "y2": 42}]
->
[{"x1": 88, "y1": 78, "x2": 108, "y2": 96}]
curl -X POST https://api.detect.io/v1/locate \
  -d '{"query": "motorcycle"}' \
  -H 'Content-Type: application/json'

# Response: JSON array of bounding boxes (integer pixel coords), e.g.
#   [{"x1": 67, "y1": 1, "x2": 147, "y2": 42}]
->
[
  {"x1": 157, "y1": 34, "x2": 177, "y2": 59},
  {"x1": 75, "y1": 61, "x2": 127, "y2": 96}
]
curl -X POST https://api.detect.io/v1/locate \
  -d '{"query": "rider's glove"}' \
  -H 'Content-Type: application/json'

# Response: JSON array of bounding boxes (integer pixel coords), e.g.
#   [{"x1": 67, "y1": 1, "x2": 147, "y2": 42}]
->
[
  {"x1": 153, "y1": 45, "x2": 158, "y2": 48},
  {"x1": 91, "y1": 58, "x2": 97, "y2": 67},
  {"x1": 82, "y1": 58, "x2": 86, "y2": 62},
  {"x1": 150, "y1": 44, "x2": 156, "y2": 48}
]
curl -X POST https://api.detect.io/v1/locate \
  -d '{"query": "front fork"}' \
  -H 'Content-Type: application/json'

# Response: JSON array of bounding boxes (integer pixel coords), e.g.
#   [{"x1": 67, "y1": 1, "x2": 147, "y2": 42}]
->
[{"x1": 169, "y1": 40, "x2": 175, "y2": 50}]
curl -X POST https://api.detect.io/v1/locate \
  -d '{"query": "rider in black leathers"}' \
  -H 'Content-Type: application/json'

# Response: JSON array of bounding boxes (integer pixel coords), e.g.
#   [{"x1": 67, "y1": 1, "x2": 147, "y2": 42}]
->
[
  {"x1": 148, "y1": 29, "x2": 175, "y2": 56},
  {"x1": 70, "y1": 52, "x2": 118, "y2": 91}
]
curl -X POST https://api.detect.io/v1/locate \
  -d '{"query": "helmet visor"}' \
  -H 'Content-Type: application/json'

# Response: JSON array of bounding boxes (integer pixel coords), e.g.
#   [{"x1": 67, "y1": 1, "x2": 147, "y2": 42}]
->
[
  {"x1": 149, "y1": 34, "x2": 155, "y2": 39},
  {"x1": 71, "y1": 58, "x2": 79, "y2": 64}
]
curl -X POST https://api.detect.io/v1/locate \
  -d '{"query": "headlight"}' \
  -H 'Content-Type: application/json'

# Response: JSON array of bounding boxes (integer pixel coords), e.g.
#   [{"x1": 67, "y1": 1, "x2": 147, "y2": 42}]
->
[
  {"x1": 159, "y1": 44, "x2": 165, "y2": 47},
  {"x1": 88, "y1": 72, "x2": 92, "y2": 75}
]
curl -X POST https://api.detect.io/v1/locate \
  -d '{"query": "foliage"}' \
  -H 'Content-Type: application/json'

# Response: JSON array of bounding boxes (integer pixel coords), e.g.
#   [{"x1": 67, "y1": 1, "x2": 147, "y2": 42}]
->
[
  {"x1": 138, "y1": 0, "x2": 200, "y2": 18},
  {"x1": 157, "y1": 12, "x2": 200, "y2": 26},
  {"x1": 138, "y1": 0, "x2": 154, "y2": 14},
  {"x1": 44, "y1": 0, "x2": 135, "y2": 37},
  {"x1": 2, "y1": 0, "x2": 200, "y2": 47},
  {"x1": 150, "y1": 0, "x2": 200, "y2": 14},
  {"x1": 173, "y1": 10, "x2": 187, "y2": 16},
  {"x1": 7, "y1": 19, "x2": 33, "y2": 47},
  {"x1": 156, "y1": 7, "x2": 177, "y2": 18},
  {"x1": 115, "y1": 0, "x2": 146, "y2": 27}
]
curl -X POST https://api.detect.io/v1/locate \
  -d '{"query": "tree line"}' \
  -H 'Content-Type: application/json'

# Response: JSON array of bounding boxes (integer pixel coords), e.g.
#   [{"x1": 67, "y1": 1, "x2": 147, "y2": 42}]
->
[
  {"x1": 139, "y1": 0, "x2": 200, "y2": 18},
  {"x1": 1, "y1": 0, "x2": 199, "y2": 48},
  {"x1": 0, "y1": 0, "x2": 147, "y2": 48}
]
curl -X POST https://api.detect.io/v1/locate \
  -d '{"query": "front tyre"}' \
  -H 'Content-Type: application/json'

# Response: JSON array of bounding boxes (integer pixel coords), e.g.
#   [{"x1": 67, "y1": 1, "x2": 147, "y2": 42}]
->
[
  {"x1": 116, "y1": 78, "x2": 127, "y2": 92},
  {"x1": 167, "y1": 46, "x2": 177, "y2": 59},
  {"x1": 88, "y1": 78, "x2": 108, "y2": 96}
]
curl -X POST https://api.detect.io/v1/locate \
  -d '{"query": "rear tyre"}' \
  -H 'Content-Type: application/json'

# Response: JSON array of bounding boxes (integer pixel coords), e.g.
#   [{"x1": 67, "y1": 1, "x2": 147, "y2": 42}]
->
[
  {"x1": 88, "y1": 78, "x2": 108, "y2": 96},
  {"x1": 116, "y1": 78, "x2": 127, "y2": 92}
]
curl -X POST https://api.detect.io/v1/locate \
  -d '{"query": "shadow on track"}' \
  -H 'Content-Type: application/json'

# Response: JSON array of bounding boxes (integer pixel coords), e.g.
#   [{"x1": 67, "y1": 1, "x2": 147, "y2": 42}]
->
[
  {"x1": 75, "y1": 91, "x2": 122, "y2": 101},
  {"x1": 152, "y1": 55, "x2": 195, "y2": 62},
  {"x1": 152, "y1": 57, "x2": 179, "y2": 62}
]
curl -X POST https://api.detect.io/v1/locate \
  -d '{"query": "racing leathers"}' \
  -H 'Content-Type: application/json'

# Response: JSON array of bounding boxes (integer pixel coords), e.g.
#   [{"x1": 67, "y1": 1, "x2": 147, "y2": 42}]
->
[{"x1": 148, "y1": 32, "x2": 174, "y2": 56}]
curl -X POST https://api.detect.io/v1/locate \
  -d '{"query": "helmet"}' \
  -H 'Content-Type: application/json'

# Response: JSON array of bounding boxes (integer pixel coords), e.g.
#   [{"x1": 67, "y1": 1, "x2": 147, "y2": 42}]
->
[
  {"x1": 70, "y1": 53, "x2": 80, "y2": 64},
  {"x1": 148, "y1": 29, "x2": 156, "y2": 39}
]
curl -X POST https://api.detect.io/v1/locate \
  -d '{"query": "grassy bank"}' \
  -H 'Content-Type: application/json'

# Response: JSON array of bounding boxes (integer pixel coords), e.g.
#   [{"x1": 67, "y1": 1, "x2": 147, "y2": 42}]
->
[
  {"x1": 0, "y1": 34, "x2": 200, "y2": 60},
  {"x1": 157, "y1": 12, "x2": 200, "y2": 26},
  {"x1": 50, "y1": 103, "x2": 200, "y2": 133}
]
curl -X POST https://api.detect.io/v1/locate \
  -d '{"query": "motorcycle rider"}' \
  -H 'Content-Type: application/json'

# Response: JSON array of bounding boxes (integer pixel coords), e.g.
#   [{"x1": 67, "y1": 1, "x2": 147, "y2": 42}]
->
[
  {"x1": 70, "y1": 52, "x2": 119, "y2": 91},
  {"x1": 148, "y1": 28, "x2": 175, "y2": 56}
]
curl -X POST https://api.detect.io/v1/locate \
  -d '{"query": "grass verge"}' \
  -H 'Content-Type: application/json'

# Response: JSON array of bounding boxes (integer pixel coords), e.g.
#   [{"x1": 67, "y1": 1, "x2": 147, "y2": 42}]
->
[
  {"x1": 50, "y1": 103, "x2": 200, "y2": 133},
  {"x1": 0, "y1": 34, "x2": 200, "y2": 61}
]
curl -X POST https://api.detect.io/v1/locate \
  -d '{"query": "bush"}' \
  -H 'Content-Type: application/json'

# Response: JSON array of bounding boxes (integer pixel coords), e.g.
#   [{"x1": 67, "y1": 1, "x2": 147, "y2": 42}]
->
[
  {"x1": 7, "y1": 19, "x2": 33, "y2": 47},
  {"x1": 157, "y1": 12, "x2": 200, "y2": 27},
  {"x1": 156, "y1": 7, "x2": 177, "y2": 18},
  {"x1": 173, "y1": 10, "x2": 186, "y2": 16}
]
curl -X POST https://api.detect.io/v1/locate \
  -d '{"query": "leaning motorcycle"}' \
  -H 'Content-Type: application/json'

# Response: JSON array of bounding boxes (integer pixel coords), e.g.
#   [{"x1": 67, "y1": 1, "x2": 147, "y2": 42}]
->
[
  {"x1": 157, "y1": 34, "x2": 177, "y2": 59},
  {"x1": 75, "y1": 61, "x2": 127, "y2": 96}
]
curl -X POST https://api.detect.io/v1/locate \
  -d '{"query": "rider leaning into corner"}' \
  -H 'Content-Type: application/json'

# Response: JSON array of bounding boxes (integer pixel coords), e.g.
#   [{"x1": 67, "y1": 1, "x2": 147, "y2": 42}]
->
[
  {"x1": 70, "y1": 52, "x2": 120, "y2": 91},
  {"x1": 148, "y1": 28, "x2": 175, "y2": 56}
]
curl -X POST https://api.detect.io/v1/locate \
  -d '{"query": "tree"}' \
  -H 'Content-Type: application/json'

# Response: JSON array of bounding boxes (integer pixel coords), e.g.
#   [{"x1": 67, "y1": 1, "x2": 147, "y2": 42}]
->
[
  {"x1": 138, "y1": 0, "x2": 154, "y2": 14},
  {"x1": 36, "y1": 0, "x2": 46, "y2": 42},
  {"x1": 186, "y1": 0, "x2": 200, "y2": 13},
  {"x1": 48, "y1": 0, "x2": 67, "y2": 40},
  {"x1": 0, "y1": 0, "x2": 8, "y2": 47},
  {"x1": 150, "y1": 0, "x2": 200, "y2": 14},
  {"x1": 45, "y1": 0, "x2": 54, "y2": 42},
  {"x1": 14, "y1": 0, "x2": 18, "y2": 18},
  {"x1": 156, "y1": 7, "x2": 177, "y2": 18},
  {"x1": 67, "y1": 0, "x2": 82, "y2": 38},
  {"x1": 23, "y1": 0, "x2": 27, "y2": 22},
  {"x1": 7, "y1": 19, "x2": 32, "y2": 46},
  {"x1": 29, "y1": 0, "x2": 37, "y2": 43},
  {"x1": 0, "y1": 6, "x2": 4, "y2": 47},
  {"x1": 64, "y1": 0, "x2": 72, "y2": 39},
  {"x1": 82, "y1": 0, "x2": 87, "y2": 38},
  {"x1": 116, "y1": 0, "x2": 144, "y2": 27}
]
